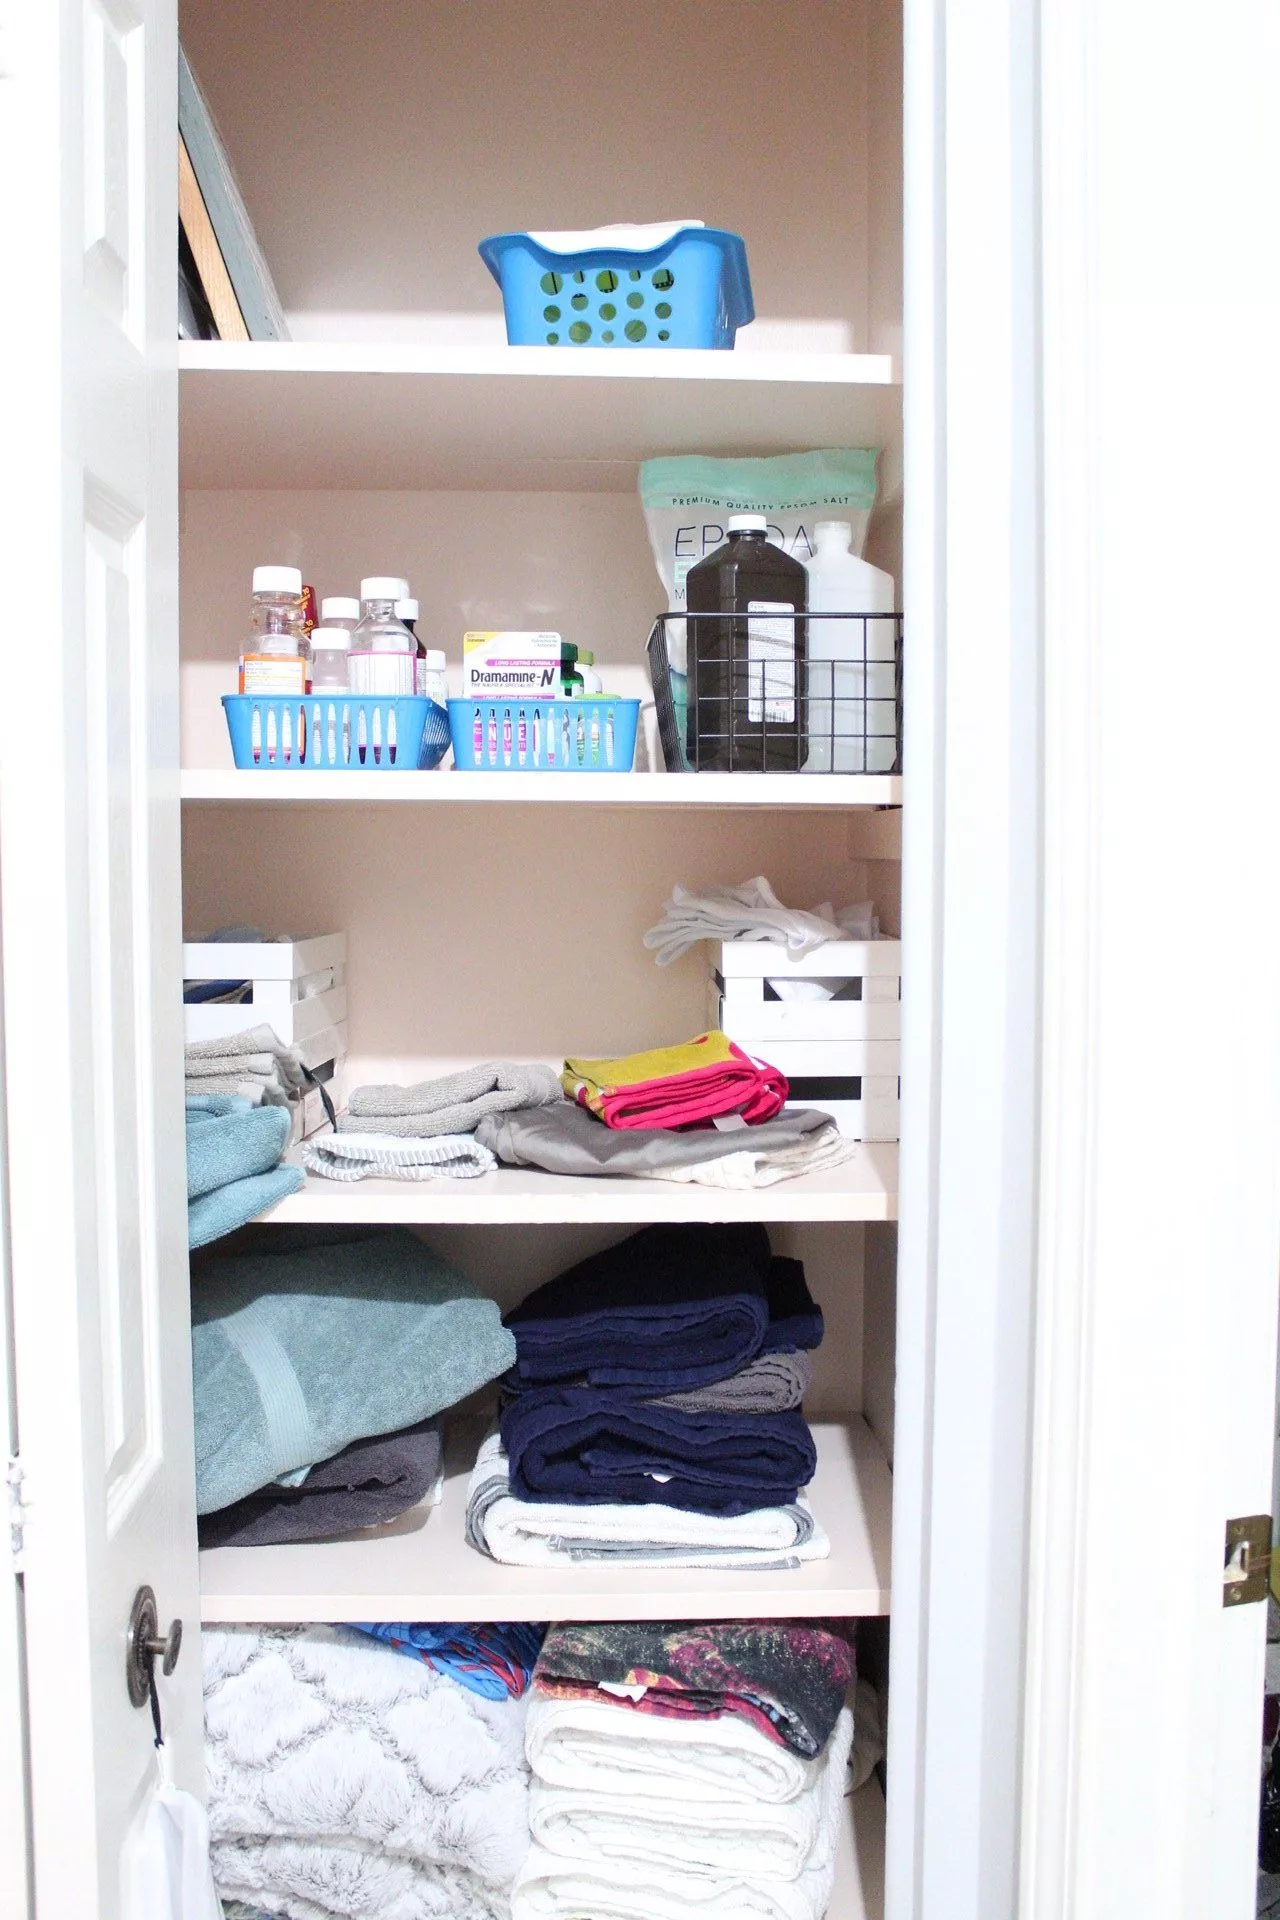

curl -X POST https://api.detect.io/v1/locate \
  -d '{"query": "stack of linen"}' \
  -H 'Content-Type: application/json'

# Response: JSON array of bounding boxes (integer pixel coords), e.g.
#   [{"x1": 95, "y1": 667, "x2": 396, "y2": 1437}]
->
[
  {"x1": 303, "y1": 1061, "x2": 566, "y2": 1183},
  {"x1": 185, "y1": 1094, "x2": 303, "y2": 1251},
  {"x1": 512, "y1": 1619, "x2": 855, "y2": 1920},
  {"x1": 194, "y1": 1229, "x2": 515, "y2": 1548},
  {"x1": 186, "y1": 1023, "x2": 309, "y2": 1108},
  {"x1": 203, "y1": 1621, "x2": 535, "y2": 1920},
  {"x1": 467, "y1": 1223, "x2": 829, "y2": 1569}
]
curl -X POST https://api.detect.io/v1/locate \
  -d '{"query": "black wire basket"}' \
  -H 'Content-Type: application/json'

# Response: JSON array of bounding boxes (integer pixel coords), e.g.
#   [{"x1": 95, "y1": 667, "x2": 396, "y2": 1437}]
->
[{"x1": 646, "y1": 610, "x2": 903, "y2": 774}]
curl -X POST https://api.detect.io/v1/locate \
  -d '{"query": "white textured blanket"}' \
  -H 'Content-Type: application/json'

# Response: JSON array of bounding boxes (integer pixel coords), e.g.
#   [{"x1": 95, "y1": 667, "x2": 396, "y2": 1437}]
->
[
  {"x1": 525, "y1": 1691, "x2": 821, "y2": 1804},
  {"x1": 512, "y1": 1710, "x2": 852, "y2": 1920},
  {"x1": 467, "y1": 1429, "x2": 830, "y2": 1569},
  {"x1": 203, "y1": 1625, "x2": 530, "y2": 1920}
]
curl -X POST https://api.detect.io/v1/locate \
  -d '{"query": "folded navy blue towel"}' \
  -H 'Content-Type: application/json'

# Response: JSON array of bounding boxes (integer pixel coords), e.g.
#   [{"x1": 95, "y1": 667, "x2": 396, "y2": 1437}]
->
[
  {"x1": 759, "y1": 1256, "x2": 825, "y2": 1353},
  {"x1": 504, "y1": 1223, "x2": 773, "y2": 1394},
  {"x1": 500, "y1": 1388, "x2": 817, "y2": 1516}
]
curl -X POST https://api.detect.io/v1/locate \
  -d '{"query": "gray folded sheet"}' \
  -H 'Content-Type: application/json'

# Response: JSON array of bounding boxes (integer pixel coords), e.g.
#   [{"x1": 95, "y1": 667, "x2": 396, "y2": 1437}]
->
[
  {"x1": 652, "y1": 1349, "x2": 813, "y2": 1414},
  {"x1": 337, "y1": 1062, "x2": 563, "y2": 1138},
  {"x1": 475, "y1": 1099, "x2": 838, "y2": 1176},
  {"x1": 198, "y1": 1419, "x2": 442, "y2": 1549}
]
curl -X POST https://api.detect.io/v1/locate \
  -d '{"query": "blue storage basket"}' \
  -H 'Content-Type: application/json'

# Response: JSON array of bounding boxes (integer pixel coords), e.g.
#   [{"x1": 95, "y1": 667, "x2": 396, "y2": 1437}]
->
[
  {"x1": 479, "y1": 229, "x2": 753, "y2": 349},
  {"x1": 223, "y1": 694, "x2": 451, "y2": 771},
  {"x1": 449, "y1": 698, "x2": 639, "y2": 772}
]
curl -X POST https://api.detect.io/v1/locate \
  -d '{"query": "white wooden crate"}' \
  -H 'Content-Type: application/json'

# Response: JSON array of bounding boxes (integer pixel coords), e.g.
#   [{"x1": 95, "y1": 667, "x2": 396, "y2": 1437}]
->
[
  {"x1": 710, "y1": 938, "x2": 901, "y2": 1141},
  {"x1": 182, "y1": 933, "x2": 347, "y2": 1046}
]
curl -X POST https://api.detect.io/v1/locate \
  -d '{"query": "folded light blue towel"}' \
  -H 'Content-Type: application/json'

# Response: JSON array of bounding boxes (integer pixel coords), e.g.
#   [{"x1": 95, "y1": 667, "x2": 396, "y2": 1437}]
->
[
  {"x1": 185, "y1": 1096, "x2": 304, "y2": 1250},
  {"x1": 191, "y1": 1230, "x2": 517, "y2": 1513},
  {"x1": 186, "y1": 1095, "x2": 291, "y2": 1199}
]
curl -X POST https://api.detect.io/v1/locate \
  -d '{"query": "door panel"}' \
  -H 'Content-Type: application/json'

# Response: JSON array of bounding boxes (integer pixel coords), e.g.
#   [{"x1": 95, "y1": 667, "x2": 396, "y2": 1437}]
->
[{"x1": 0, "y1": 0, "x2": 197, "y2": 1915}]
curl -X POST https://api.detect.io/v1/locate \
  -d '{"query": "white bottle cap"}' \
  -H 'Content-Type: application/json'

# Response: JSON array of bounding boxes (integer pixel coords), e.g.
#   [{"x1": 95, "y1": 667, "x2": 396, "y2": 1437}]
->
[
  {"x1": 814, "y1": 520, "x2": 854, "y2": 545},
  {"x1": 253, "y1": 565, "x2": 303, "y2": 594},
  {"x1": 424, "y1": 648, "x2": 446, "y2": 669},
  {"x1": 395, "y1": 598, "x2": 420, "y2": 621},
  {"x1": 310, "y1": 625, "x2": 351, "y2": 650},
  {"x1": 360, "y1": 575, "x2": 410, "y2": 601},
  {"x1": 728, "y1": 513, "x2": 767, "y2": 533},
  {"x1": 320, "y1": 595, "x2": 360, "y2": 621}
]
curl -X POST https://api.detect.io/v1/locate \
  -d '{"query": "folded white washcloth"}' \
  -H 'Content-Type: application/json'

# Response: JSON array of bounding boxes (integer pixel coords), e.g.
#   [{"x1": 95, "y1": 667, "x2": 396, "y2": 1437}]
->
[
  {"x1": 301, "y1": 1132, "x2": 498, "y2": 1183},
  {"x1": 644, "y1": 878, "x2": 877, "y2": 967},
  {"x1": 466, "y1": 1430, "x2": 829, "y2": 1570}
]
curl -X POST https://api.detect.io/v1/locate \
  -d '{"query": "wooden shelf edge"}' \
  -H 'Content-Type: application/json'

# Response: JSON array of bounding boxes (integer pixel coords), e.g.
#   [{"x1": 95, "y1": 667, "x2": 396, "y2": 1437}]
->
[
  {"x1": 179, "y1": 769, "x2": 904, "y2": 809},
  {"x1": 199, "y1": 1417, "x2": 893, "y2": 1625}
]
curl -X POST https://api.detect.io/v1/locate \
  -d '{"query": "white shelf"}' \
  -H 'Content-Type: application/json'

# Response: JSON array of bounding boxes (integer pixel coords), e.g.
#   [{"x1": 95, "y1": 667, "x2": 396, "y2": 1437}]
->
[
  {"x1": 179, "y1": 768, "x2": 902, "y2": 808},
  {"x1": 834, "y1": 1780, "x2": 887, "y2": 1920},
  {"x1": 178, "y1": 342, "x2": 902, "y2": 492},
  {"x1": 198, "y1": 1418, "x2": 892, "y2": 1625},
  {"x1": 255, "y1": 1146, "x2": 898, "y2": 1227}
]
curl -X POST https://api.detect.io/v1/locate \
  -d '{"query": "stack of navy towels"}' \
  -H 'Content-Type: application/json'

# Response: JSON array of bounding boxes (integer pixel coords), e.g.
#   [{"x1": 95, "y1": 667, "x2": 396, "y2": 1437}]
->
[{"x1": 466, "y1": 1224, "x2": 831, "y2": 1569}]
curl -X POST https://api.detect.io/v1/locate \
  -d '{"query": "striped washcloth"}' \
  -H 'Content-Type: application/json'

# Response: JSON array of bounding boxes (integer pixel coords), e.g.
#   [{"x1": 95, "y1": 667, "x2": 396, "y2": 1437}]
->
[{"x1": 300, "y1": 1131, "x2": 498, "y2": 1182}]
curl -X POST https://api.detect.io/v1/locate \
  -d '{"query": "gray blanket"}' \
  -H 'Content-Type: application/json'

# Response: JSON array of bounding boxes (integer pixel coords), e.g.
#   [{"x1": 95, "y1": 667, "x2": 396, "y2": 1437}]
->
[
  {"x1": 198, "y1": 1418, "x2": 442, "y2": 1549},
  {"x1": 475, "y1": 1100, "x2": 840, "y2": 1177},
  {"x1": 338, "y1": 1063, "x2": 563, "y2": 1138}
]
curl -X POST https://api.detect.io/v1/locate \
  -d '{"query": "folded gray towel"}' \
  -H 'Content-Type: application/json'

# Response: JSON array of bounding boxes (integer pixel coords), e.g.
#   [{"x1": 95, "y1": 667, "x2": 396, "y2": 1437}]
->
[
  {"x1": 652, "y1": 1349, "x2": 813, "y2": 1415},
  {"x1": 198, "y1": 1419, "x2": 442, "y2": 1549},
  {"x1": 186, "y1": 1023, "x2": 307, "y2": 1110},
  {"x1": 474, "y1": 1099, "x2": 840, "y2": 1178},
  {"x1": 338, "y1": 1062, "x2": 563, "y2": 1138}
]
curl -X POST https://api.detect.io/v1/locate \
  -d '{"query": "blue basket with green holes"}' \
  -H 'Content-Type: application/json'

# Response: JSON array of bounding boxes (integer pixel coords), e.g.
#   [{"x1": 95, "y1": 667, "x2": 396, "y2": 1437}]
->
[{"x1": 478, "y1": 225, "x2": 753, "y2": 349}]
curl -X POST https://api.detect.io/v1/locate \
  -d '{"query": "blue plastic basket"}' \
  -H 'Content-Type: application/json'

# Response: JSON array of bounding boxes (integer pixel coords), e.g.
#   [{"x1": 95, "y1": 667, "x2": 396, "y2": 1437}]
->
[
  {"x1": 223, "y1": 694, "x2": 451, "y2": 771},
  {"x1": 449, "y1": 698, "x2": 639, "y2": 772},
  {"x1": 478, "y1": 229, "x2": 753, "y2": 349}
]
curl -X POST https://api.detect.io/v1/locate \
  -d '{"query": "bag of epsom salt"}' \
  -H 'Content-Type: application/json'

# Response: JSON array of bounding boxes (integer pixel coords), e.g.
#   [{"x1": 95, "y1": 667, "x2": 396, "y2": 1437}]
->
[{"x1": 638, "y1": 448, "x2": 880, "y2": 676}]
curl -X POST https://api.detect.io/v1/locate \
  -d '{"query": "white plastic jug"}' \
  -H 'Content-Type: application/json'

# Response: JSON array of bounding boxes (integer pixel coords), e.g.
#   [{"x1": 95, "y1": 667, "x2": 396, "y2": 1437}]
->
[{"x1": 803, "y1": 521, "x2": 896, "y2": 772}]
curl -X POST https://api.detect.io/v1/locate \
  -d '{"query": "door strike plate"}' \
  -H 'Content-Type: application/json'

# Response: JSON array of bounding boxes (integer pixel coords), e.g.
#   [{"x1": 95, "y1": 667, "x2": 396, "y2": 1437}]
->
[{"x1": 1223, "y1": 1514, "x2": 1272, "y2": 1606}]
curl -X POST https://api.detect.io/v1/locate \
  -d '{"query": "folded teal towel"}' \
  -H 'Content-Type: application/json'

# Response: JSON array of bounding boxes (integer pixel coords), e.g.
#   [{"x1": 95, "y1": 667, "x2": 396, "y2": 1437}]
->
[
  {"x1": 188, "y1": 1165, "x2": 305, "y2": 1251},
  {"x1": 185, "y1": 1095, "x2": 303, "y2": 1250},
  {"x1": 191, "y1": 1230, "x2": 517, "y2": 1513},
  {"x1": 186, "y1": 1095, "x2": 292, "y2": 1199}
]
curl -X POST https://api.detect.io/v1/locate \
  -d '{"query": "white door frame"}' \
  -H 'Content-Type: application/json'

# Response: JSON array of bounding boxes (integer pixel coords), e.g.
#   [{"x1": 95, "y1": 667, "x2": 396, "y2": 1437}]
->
[
  {"x1": 0, "y1": 914, "x2": 33, "y2": 1920},
  {"x1": 888, "y1": 0, "x2": 1043, "y2": 1914},
  {"x1": 892, "y1": 3, "x2": 1280, "y2": 1917},
  {"x1": 1020, "y1": 6, "x2": 1280, "y2": 1917}
]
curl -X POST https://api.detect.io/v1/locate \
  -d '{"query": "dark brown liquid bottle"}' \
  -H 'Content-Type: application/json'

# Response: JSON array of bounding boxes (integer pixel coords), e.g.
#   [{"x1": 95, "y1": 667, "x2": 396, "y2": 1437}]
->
[{"x1": 685, "y1": 514, "x2": 808, "y2": 771}]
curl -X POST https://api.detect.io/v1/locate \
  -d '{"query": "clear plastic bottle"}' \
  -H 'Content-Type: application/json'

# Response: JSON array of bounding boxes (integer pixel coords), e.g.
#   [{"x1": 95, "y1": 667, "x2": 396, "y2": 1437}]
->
[
  {"x1": 685, "y1": 515, "x2": 807, "y2": 771},
  {"x1": 240, "y1": 565, "x2": 306, "y2": 694},
  {"x1": 803, "y1": 521, "x2": 896, "y2": 772},
  {"x1": 309, "y1": 625, "x2": 351, "y2": 691},
  {"x1": 348, "y1": 576, "x2": 416, "y2": 697},
  {"x1": 419, "y1": 648, "x2": 448, "y2": 707},
  {"x1": 319, "y1": 595, "x2": 361, "y2": 635}
]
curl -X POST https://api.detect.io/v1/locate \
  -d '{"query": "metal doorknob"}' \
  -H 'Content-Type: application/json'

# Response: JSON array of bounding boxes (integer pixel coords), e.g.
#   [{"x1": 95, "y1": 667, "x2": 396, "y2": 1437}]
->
[{"x1": 126, "y1": 1584, "x2": 183, "y2": 1708}]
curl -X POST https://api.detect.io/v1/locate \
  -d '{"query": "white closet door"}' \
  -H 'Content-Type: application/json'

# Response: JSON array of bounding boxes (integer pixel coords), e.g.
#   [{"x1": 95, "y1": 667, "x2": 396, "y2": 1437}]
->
[
  {"x1": 0, "y1": 0, "x2": 198, "y2": 1914},
  {"x1": 1022, "y1": 6, "x2": 1280, "y2": 1918}
]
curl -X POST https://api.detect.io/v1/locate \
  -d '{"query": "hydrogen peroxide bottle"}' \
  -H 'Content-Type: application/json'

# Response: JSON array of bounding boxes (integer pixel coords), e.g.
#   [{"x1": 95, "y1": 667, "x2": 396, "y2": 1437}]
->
[{"x1": 684, "y1": 514, "x2": 807, "y2": 771}]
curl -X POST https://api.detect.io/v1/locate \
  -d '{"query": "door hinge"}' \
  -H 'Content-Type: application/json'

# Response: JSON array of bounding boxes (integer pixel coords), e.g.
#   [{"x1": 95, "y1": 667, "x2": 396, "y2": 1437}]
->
[
  {"x1": 6, "y1": 1456, "x2": 30, "y2": 1571},
  {"x1": 1224, "y1": 1514, "x2": 1271, "y2": 1606}
]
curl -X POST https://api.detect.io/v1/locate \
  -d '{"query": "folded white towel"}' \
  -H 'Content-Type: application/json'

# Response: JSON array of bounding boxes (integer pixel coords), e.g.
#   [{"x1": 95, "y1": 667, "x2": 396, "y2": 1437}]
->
[
  {"x1": 466, "y1": 1430, "x2": 829, "y2": 1570},
  {"x1": 526, "y1": 1692, "x2": 822, "y2": 1805},
  {"x1": 512, "y1": 1711, "x2": 853, "y2": 1920},
  {"x1": 300, "y1": 1132, "x2": 498, "y2": 1182}
]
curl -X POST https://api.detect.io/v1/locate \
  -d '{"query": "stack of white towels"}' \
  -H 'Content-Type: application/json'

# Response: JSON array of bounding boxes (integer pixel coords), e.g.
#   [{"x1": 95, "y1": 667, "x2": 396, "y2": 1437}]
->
[{"x1": 511, "y1": 1621, "x2": 860, "y2": 1920}]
